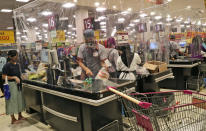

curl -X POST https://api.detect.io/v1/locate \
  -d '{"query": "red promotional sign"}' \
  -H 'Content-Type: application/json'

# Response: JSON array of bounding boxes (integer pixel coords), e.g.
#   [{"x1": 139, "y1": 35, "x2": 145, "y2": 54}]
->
[
  {"x1": 84, "y1": 17, "x2": 94, "y2": 30},
  {"x1": 48, "y1": 15, "x2": 56, "y2": 31}
]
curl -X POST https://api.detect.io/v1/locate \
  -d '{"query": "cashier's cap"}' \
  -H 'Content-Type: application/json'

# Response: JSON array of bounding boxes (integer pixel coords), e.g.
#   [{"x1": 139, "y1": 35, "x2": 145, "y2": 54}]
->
[
  {"x1": 84, "y1": 29, "x2": 95, "y2": 39},
  {"x1": 8, "y1": 50, "x2": 18, "y2": 57}
]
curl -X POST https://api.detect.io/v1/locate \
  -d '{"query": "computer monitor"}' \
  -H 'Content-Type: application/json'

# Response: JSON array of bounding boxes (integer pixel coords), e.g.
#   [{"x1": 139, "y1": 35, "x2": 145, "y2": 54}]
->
[
  {"x1": 150, "y1": 42, "x2": 158, "y2": 50},
  {"x1": 41, "y1": 49, "x2": 49, "y2": 63},
  {"x1": 179, "y1": 41, "x2": 187, "y2": 47},
  {"x1": 202, "y1": 42, "x2": 206, "y2": 50}
]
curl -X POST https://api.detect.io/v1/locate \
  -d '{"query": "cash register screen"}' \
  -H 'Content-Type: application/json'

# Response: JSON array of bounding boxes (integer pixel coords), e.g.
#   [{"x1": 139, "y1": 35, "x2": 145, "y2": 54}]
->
[
  {"x1": 202, "y1": 43, "x2": 206, "y2": 50},
  {"x1": 150, "y1": 42, "x2": 158, "y2": 50},
  {"x1": 179, "y1": 41, "x2": 187, "y2": 47},
  {"x1": 41, "y1": 49, "x2": 49, "y2": 63}
]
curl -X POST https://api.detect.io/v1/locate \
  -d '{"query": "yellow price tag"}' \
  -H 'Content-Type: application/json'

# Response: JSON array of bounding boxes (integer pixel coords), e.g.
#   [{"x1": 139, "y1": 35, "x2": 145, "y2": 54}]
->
[{"x1": 0, "y1": 30, "x2": 15, "y2": 44}]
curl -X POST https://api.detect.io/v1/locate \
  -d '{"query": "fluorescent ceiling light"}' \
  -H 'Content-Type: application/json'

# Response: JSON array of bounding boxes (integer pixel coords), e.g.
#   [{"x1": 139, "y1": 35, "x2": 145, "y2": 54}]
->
[
  {"x1": 72, "y1": 28, "x2": 76, "y2": 30},
  {"x1": 139, "y1": 13, "x2": 147, "y2": 18},
  {"x1": 113, "y1": 5, "x2": 116, "y2": 9},
  {"x1": 176, "y1": 19, "x2": 182, "y2": 22},
  {"x1": 100, "y1": 22, "x2": 106, "y2": 25},
  {"x1": 133, "y1": 19, "x2": 140, "y2": 23},
  {"x1": 43, "y1": 30, "x2": 47, "y2": 33},
  {"x1": 1, "y1": 9, "x2": 12, "y2": 12},
  {"x1": 68, "y1": 25, "x2": 73, "y2": 28},
  {"x1": 127, "y1": 8, "x2": 132, "y2": 12},
  {"x1": 96, "y1": 7, "x2": 106, "y2": 12},
  {"x1": 184, "y1": 21, "x2": 190, "y2": 24},
  {"x1": 197, "y1": 21, "x2": 201, "y2": 25},
  {"x1": 101, "y1": 26, "x2": 106, "y2": 29},
  {"x1": 7, "y1": 27, "x2": 13, "y2": 29},
  {"x1": 202, "y1": 23, "x2": 206, "y2": 26},
  {"x1": 155, "y1": 15, "x2": 162, "y2": 20},
  {"x1": 41, "y1": 11, "x2": 52, "y2": 16},
  {"x1": 42, "y1": 24, "x2": 48, "y2": 27},
  {"x1": 167, "y1": 14, "x2": 171, "y2": 18},
  {"x1": 67, "y1": 32, "x2": 71, "y2": 34},
  {"x1": 118, "y1": 18, "x2": 125, "y2": 23},
  {"x1": 167, "y1": 0, "x2": 172, "y2": 2},
  {"x1": 180, "y1": 25, "x2": 184, "y2": 27},
  {"x1": 23, "y1": 30, "x2": 28, "y2": 32},
  {"x1": 16, "y1": 0, "x2": 30, "y2": 2},
  {"x1": 36, "y1": 32, "x2": 40, "y2": 35},
  {"x1": 16, "y1": 32, "x2": 21, "y2": 35},
  {"x1": 149, "y1": 21, "x2": 152, "y2": 24},
  {"x1": 94, "y1": 2, "x2": 100, "y2": 7},
  {"x1": 62, "y1": 3, "x2": 76, "y2": 8},
  {"x1": 27, "y1": 17, "x2": 36, "y2": 22},
  {"x1": 166, "y1": 17, "x2": 173, "y2": 21},
  {"x1": 129, "y1": 23, "x2": 135, "y2": 27},
  {"x1": 150, "y1": 12, "x2": 155, "y2": 16},
  {"x1": 73, "y1": 0, "x2": 78, "y2": 3},
  {"x1": 98, "y1": 16, "x2": 106, "y2": 21},
  {"x1": 73, "y1": 15, "x2": 76, "y2": 18},
  {"x1": 21, "y1": 35, "x2": 26, "y2": 38},
  {"x1": 187, "y1": 5, "x2": 191, "y2": 9},
  {"x1": 34, "y1": 27, "x2": 38, "y2": 30},
  {"x1": 59, "y1": 17, "x2": 69, "y2": 21}
]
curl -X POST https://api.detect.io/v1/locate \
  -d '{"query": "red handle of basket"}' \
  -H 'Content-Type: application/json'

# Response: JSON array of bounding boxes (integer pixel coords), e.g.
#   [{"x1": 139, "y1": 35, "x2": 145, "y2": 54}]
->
[{"x1": 107, "y1": 87, "x2": 152, "y2": 109}]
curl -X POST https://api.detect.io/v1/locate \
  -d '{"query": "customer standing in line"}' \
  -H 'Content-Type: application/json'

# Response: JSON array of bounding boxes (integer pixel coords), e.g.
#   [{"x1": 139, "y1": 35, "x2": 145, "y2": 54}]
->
[
  {"x1": 2, "y1": 50, "x2": 26, "y2": 124},
  {"x1": 0, "y1": 51, "x2": 7, "y2": 98},
  {"x1": 106, "y1": 37, "x2": 119, "y2": 78}
]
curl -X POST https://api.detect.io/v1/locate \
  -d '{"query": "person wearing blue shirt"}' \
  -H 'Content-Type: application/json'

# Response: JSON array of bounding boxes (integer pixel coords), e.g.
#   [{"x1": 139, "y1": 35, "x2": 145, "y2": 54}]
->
[{"x1": 0, "y1": 51, "x2": 7, "y2": 98}]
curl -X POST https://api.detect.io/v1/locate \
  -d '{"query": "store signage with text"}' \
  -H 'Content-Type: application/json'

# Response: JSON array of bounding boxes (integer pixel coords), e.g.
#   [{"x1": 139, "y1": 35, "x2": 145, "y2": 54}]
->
[
  {"x1": 48, "y1": 15, "x2": 56, "y2": 31},
  {"x1": 84, "y1": 17, "x2": 94, "y2": 30},
  {"x1": 0, "y1": 30, "x2": 15, "y2": 44}
]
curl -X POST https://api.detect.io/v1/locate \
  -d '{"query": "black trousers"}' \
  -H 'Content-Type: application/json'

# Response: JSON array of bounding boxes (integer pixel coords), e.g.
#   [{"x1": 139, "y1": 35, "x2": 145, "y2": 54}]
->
[{"x1": 0, "y1": 73, "x2": 4, "y2": 94}]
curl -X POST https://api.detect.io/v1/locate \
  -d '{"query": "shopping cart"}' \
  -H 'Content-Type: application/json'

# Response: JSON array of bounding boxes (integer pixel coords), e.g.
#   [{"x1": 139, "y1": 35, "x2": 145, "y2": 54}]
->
[{"x1": 108, "y1": 87, "x2": 206, "y2": 131}]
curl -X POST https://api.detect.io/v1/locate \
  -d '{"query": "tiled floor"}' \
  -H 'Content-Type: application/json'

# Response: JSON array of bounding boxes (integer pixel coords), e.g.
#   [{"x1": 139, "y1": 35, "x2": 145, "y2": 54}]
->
[{"x1": 0, "y1": 91, "x2": 54, "y2": 131}]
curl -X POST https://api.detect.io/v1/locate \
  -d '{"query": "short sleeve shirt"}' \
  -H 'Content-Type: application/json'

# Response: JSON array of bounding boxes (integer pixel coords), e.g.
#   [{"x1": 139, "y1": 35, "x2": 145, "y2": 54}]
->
[
  {"x1": 78, "y1": 44, "x2": 107, "y2": 77},
  {"x1": 2, "y1": 62, "x2": 21, "y2": 79}
]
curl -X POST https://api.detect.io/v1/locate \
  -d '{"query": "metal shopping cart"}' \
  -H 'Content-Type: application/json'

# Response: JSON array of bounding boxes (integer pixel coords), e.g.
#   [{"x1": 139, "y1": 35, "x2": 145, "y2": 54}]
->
[{"x1": 108, "y1": 87, "x2": 206, "y2": 131}]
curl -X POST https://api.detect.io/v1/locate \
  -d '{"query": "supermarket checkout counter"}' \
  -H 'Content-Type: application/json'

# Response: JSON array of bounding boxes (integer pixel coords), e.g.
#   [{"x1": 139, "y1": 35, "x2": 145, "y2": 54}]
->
[
  {"x1": 23, "y1": 78, "x2": 135, "y2": 131},
  {"x1": 136, "y1": 69, "x2": 174, "y2": 93},
  {"x1": 159, "y1": 58, "x2": 202, "y2": 90}
]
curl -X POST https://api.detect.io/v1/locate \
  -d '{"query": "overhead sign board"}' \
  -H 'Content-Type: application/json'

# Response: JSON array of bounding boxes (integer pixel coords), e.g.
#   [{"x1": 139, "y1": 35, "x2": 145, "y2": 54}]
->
[{"x1": 0, "y1": 30, "x2": 15, "y2": 44}]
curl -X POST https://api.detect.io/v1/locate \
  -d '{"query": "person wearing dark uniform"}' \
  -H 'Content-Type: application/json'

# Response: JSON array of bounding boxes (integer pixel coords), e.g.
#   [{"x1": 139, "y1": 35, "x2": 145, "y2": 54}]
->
[{"x1": 2, "y1": 50, "x2": 26, "y2": 124}]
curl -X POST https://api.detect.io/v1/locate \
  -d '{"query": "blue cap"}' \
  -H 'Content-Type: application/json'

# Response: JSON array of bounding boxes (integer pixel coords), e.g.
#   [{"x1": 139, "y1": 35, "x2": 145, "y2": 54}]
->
[{"x1": 84, "y1": 29, "x2": 95, "y2": 39}]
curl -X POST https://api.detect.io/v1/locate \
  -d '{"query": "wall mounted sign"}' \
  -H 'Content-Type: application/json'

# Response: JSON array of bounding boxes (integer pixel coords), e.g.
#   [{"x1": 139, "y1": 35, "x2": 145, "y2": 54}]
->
[{"x1": 0, "y1": 30, "x2": 15, "y2": 44}]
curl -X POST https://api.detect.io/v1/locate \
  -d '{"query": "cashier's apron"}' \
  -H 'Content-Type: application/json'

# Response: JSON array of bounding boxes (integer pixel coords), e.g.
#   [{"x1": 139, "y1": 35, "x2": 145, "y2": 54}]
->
[{"x1": 81, "y1": 48, "x2": 102, "y2": 79}]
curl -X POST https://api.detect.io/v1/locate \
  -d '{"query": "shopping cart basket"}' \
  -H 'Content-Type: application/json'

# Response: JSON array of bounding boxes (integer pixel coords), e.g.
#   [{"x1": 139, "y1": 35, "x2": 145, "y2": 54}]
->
[{"x1": 108, "y1": 87, "x2": 206, "y2": 131}]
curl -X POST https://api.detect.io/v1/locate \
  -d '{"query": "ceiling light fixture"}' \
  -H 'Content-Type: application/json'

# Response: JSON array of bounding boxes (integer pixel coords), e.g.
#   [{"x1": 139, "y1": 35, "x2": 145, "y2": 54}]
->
[
  {"x1": 166, "y1": 17, "x2": 173, "y2": 21},
  {"x1": 167, "y1": 0, "x2": 172, "y2": 2},
  {"x1": 155, "y1": 15, "x2": 162, "y2": 20},
  {"x1": 127, "y1": 8, "x2": 132, "y2": 12},
  {"x1": 34, "y1": 27, "x2": 38, "y2": 30},
  {"x1": 98, "y1": 16, "x2": 106, "y2": 21},
  {"x1": 16, "y1": 0, "x2": 30, "y2": 2},
  {"x1": 129, "y1": 23, "x2": 135, "y2": 27},
  {"x1": 118, "y1": 18, "x2": 125, "y2": 23},
  {"x1": 41, "y1": 11, "x2": 52, "y2": 16},
  {"x1": 187, "y1": 5, "x2": 191, "y2": 9},
  {"x1": 100, "y1": 22, "x2": 106, "y2": 25},
  {"x1": 139, "y1": 13, "x2": 147, "y2": 18},
  {"x1": 59, "y1": 17, "x2": 69, "y2": 21},
  {"x1": 42, "y1": 24, "x2": 48, "y2": 27},
  {"x1": 73, "y1": 0, "x2": 78, "y2": 3},
  {"x1": 157, "y1": 22, "x2": 163, "y2": 25},
  {"x1": 7, "y1": 27, "x2": 13, "y2": 30},
  {"x1": 113, "y1": 5, "x2": 116, "y2": 9},
  {"x1": 27, "y1": 17, "x2": 36, "y2": 22},
  {"x1": 96, "y1": 7, "x2": 106, "y2": 12},
  {"x1": 68, "y1": 25, "x2": 73, "y2": 28},
  {"x1": 150, "y1": 12, "x2": 155, "y2": 16},
  {"x1": 133, "y1": 19, "x2": 140, "y2": 23},
  {"x1": 94, "y1": 2, "x2": 100, "y2": 7},
  {"x1": 62, "y1": 3, "x2": 76, "y2": 8},
  {"x1": 1, "y1": 9, "x2": 12, "y2": 13}
]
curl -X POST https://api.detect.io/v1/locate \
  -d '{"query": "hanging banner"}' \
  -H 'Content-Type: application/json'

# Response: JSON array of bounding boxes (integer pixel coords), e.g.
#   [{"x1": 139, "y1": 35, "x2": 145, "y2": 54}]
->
[
  {"x1": 117, "y1": 31, "x2": 129, "y2": 45},
  {"x1": 52, "y1": 30, "x2": 65, "y2": 43},
  {"x1": 0, "y1": 30, "x2": 15, "y2": 44}
]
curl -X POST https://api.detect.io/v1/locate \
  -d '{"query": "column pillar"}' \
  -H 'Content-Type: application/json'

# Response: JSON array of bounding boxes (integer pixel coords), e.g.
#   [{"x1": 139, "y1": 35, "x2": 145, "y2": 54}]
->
[{"x1": 75, "y1": 9, "x2": 88, "y2": 44}]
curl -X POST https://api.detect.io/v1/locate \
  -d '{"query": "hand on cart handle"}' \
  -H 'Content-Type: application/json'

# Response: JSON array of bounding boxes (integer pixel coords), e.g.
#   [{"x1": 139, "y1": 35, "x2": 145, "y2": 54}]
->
[{"x1": 107, "y1": 87, "x2": 152, "y2": 109}]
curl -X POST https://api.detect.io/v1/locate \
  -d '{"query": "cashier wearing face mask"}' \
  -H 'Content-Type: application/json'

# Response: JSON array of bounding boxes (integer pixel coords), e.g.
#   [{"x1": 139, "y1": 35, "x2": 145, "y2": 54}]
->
[{"x1": 77, "y1": 29, "x2": 107, "y2": 79}]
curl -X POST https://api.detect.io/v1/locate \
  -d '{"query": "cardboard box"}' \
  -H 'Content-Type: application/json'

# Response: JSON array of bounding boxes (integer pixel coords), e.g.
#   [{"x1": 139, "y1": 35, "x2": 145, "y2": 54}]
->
[{"x1": 143, "y1": 61, "x2": 167, "y2": 73}]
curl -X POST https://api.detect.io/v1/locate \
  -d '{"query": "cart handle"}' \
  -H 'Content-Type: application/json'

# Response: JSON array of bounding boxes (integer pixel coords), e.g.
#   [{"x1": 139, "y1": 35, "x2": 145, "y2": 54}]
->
[{"x1": 107, "y1": 87, "x2": 152, "y2": 109}]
